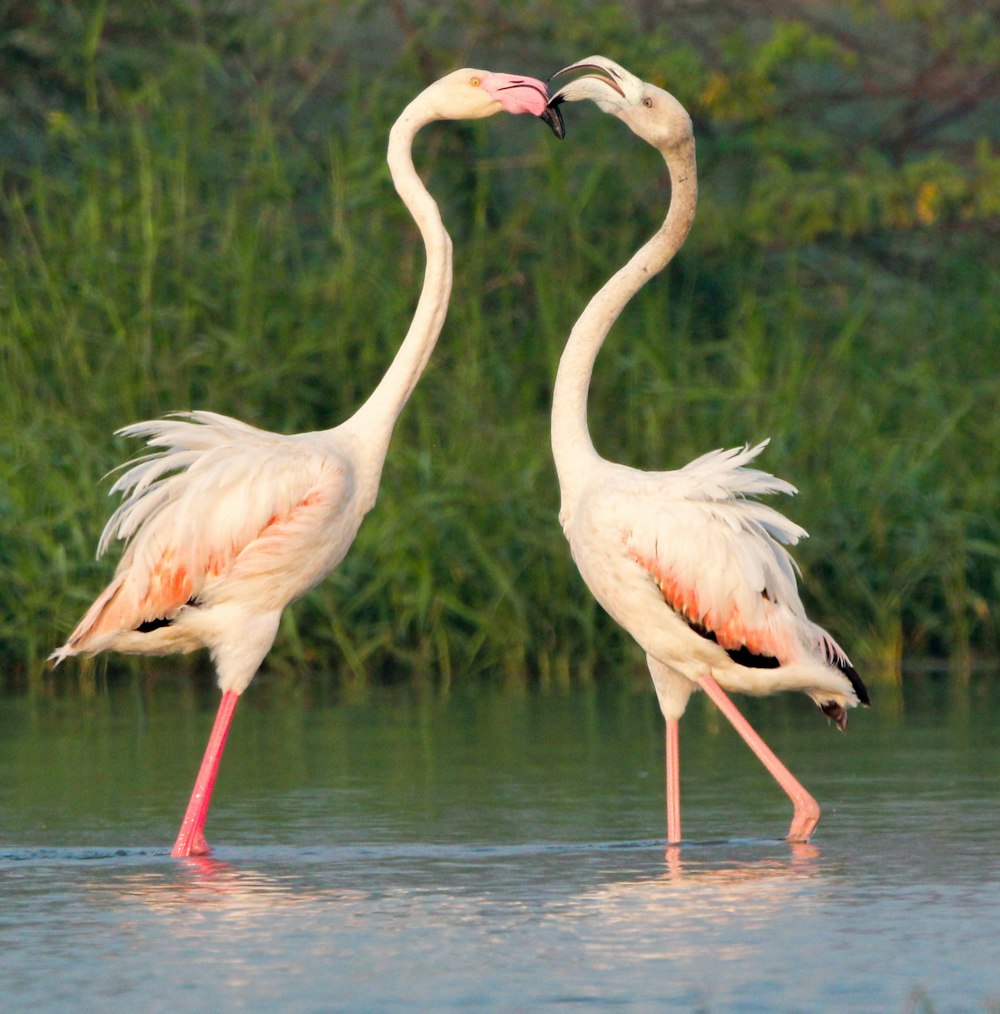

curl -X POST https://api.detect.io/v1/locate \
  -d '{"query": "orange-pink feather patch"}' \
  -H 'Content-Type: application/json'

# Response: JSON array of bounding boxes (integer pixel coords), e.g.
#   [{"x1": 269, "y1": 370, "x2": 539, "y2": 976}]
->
[
  {"x1": 88, "y1": 491, "x2": 325, "y2": 639},
  {"x1": 632, "y1": 551, "x2": 793, "y2": 662}
]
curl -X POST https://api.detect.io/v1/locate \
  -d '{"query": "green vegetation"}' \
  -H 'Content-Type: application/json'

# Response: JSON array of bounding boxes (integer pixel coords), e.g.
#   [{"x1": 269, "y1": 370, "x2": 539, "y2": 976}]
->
[{"x1": 1, "y1": 1, "x2": 998, "y2": 695}]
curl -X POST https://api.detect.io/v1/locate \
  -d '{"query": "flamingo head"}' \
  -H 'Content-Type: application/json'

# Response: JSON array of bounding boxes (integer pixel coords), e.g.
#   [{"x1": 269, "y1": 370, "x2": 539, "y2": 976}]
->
[
  {"x1": 547, "y1": 55, "x2": 691, "y2": 150},
  {"x1": 429, "y1": 69, "x2": 565, "y2": 137}
]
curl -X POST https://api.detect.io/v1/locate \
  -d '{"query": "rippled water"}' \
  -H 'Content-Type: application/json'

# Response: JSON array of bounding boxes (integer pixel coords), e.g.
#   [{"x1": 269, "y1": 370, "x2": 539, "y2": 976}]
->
[{"x1": 2, "y1": 673, "x2": 999, "y2": 1011}]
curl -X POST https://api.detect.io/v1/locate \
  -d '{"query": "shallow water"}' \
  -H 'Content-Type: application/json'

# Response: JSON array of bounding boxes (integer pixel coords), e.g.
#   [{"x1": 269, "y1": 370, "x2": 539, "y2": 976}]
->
[{"x1": 2, "y1": 673, "x2": 999, "y2": 1011}]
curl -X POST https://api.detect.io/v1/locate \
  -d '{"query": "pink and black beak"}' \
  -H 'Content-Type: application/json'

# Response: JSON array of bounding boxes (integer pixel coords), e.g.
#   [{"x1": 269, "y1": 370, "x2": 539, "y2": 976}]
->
[
  {"x1": 541, "y1": 99, "x2": 566, "y2": 138},
  {"x1": 495, "y1": 78, "x2": 565, "y2": 138}
]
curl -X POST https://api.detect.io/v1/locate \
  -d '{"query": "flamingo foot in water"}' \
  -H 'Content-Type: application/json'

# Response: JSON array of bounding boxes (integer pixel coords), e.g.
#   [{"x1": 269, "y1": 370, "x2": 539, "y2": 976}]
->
[
  {"x1": 172, "y1": 826, "x2": 212, "y2": 858},
  {"x1": 785, "y1": 797, "x2": 821, "y2": 843}
]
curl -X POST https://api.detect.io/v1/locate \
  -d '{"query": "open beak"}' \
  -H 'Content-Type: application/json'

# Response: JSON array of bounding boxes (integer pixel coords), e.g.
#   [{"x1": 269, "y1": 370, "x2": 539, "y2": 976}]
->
[
  {"x1": 546, "y1": 57, "x2": 636, "y2": 111},
  {"x1": 549, "y1": 58, "x2": 628, "y2": 94}
]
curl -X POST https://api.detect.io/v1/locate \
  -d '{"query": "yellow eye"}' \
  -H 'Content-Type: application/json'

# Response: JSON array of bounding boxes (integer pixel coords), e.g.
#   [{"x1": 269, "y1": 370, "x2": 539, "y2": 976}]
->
[{"x1": 470, "y1": 76, "x2": 481, "y2": 87}]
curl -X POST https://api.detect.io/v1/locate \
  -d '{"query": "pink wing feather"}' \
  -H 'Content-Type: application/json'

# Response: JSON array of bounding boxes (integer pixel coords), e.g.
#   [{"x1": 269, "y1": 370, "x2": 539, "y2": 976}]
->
[
  {"x1": 54, "y1": 412, "x2": 349, "y2": 657},
  {"x1": 621, "y1": 442, "x2": 819, "y2": 664}
]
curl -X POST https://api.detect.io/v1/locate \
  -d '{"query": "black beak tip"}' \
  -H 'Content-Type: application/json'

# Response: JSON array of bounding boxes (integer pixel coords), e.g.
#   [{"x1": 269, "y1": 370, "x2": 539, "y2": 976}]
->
[{"x1": 541, "y1": 101, "x2": 566, "y2": 139}]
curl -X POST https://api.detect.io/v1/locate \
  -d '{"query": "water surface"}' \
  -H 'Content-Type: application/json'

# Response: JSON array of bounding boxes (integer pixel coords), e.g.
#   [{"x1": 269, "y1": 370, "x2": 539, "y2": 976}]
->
[{"x1": 2, "y1": 673, "x2": 998, "y2": 1011}]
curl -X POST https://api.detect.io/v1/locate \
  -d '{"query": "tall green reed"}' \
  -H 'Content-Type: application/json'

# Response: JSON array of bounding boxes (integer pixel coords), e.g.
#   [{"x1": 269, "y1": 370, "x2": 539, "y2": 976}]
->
[{"x1": 2, "y1": 7, "x2": 997, "y2": 697}]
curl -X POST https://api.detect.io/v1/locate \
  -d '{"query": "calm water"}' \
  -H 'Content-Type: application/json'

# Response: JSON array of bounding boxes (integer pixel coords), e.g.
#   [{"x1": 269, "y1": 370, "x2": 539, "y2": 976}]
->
[{"x1": 2, "y1": 672, "x2": 999, "y2": 1012}]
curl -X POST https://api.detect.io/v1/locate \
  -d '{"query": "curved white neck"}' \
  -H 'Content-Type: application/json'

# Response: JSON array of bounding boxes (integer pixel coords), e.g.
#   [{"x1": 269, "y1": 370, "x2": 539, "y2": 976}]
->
[
  {"x1": 337, "y1": 99, "x2": 453, "y2": 489},
  {"x1": 551, "y1": 137, "x2": 697, "y2": 501}
]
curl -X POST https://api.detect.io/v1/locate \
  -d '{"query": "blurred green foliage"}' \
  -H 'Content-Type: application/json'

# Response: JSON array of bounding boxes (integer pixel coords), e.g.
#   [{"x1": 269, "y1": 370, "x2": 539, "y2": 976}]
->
[{"x1": 1, "y1": 0, "x2": 998, "y2": 695}]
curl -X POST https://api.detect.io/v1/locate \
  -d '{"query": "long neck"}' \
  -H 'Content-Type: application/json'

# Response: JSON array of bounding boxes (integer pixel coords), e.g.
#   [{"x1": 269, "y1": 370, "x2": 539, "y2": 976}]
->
[
  {"x1": 551, "y1": 136, "x2": 697, "y2": 497},
  {"x1": 337, "y1": 101, "x2": 453, "y2": 483}
]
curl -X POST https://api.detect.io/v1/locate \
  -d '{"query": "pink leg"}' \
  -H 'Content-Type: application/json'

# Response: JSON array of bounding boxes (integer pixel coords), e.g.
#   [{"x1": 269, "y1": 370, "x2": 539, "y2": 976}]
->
[
  {"x1": 171, "y1": 690, "x2": 239, "y2": 858},
  {"x1": 699, "y1": 674, "x2": 821, "y2": 842},
  {"x1": 665, "y1": 718, "x2": 682, "y2": 846}
]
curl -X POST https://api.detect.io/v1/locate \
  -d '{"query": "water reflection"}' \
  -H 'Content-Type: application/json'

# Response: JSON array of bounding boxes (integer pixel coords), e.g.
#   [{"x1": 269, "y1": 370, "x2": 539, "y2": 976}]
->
[
  {"x1": 95, "y1": 853, "x2": 372, "y2": 917},
  {"x1": 73, "y1": 836, "x2": 832, "y2": 939},
  {"x1": 537, "y1": 840, "x2": 828, "y2": 964},
  {"x1": 3, "y1": 674, "x2": 999, "y2": 1012},
  {"x1": 663, "y1": 839, "x2": 822, "y2": 877}
]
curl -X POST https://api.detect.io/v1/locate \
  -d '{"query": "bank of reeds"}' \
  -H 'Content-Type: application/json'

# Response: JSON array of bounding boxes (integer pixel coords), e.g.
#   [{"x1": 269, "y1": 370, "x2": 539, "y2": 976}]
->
[{"x1": 1, "y1": 4, "x2": 997, "y2": 694}]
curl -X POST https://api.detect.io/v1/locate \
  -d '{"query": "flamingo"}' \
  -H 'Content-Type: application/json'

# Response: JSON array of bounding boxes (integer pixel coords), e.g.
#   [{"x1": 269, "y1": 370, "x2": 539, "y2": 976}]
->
[
  {"x1": 546, "y1": 56, "x2": 868, "y2": 845},
  {"x1": 51, "y1": 69, "x2": 565, "y2": 858}
]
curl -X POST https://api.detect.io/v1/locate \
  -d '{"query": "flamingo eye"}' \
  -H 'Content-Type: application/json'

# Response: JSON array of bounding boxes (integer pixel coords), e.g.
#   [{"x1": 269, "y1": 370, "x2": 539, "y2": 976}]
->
[
  {"x1": 643, "y1": 97, "x2": 653, "y2": 108},
  {"x1": 470, "y1": 76, "x2": 481, "y2": 87}
]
